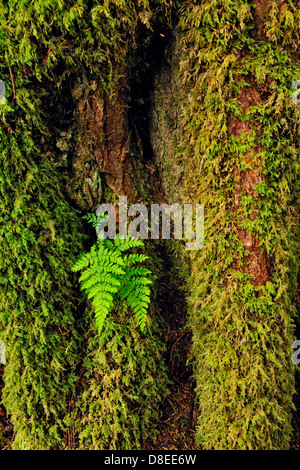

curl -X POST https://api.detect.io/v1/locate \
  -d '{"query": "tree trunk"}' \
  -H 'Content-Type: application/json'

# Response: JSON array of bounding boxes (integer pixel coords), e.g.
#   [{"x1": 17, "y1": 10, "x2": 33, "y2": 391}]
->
[{"x1": 173, "y1": 0, "x2": 300, "y2": 450}]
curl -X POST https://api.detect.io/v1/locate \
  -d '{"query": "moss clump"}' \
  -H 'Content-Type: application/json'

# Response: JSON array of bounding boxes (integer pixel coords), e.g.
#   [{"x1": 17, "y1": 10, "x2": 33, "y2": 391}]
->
[{"x1": 75, "y1": 300, "x2": 168, "y2": 450}]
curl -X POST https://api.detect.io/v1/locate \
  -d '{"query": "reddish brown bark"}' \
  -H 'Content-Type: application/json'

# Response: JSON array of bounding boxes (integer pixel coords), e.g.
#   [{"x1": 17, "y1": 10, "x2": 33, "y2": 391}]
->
[
  {"x1": 229, "y1": 76, "x2": 270, "y2": 286},
  {"x1": 229, "y1": 0, "x2": 298, "y2": 286},
  {"x1": 226, "y1": 0, "x2": 288, "y2": 286},
  {"x1": 251, "y1": 0, "x2": 271, "y2": 40},
  {"x1": 67, "y1": 67, "x2": 143, "y2": 210}
]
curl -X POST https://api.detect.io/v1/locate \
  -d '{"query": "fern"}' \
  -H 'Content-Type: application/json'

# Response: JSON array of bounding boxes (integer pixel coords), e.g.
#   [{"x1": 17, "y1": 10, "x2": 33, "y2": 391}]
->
[{"x1": 72, "y1": 215, "x2": 152, "y2": 334}]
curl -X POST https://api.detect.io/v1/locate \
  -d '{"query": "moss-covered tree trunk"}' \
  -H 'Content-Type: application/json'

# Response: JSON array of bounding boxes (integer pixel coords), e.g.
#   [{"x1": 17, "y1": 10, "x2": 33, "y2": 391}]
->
[
  {"x1": 173, "y1": 0, "x2": 299, "y2": 450},
  {"x1": 0, "y1": 0, "x2": 299, "y2": 451},
  {"x1": 150, "y1": 0, "x2": 300, "y2": 451},
  {"x1": 0, "y1": 0, "x2": 171, "y2": 450}
]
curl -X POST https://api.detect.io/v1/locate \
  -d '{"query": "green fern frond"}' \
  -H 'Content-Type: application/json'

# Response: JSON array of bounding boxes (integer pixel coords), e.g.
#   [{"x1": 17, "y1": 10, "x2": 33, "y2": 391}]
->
[
  {"x1": 114, "y1": 234, "x2": 145, "y2": 251},
  {"x1": 72, "y1": 214, "x2": 152, "y2": 334},
  {"x1": 125, "y1": 253, "x2": 150, "y2": 265}
]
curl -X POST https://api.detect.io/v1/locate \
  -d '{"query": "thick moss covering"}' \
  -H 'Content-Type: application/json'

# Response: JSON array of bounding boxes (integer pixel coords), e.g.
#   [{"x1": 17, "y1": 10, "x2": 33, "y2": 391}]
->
[
  {"x1": 75, "y1": 268, "x2": 169, "y2": 450},
  {"x1": 175, "y1": 0, "x2": 300, "y2": 449},
  {"x1": 0, "y1": 72, "x2": 86, "y2": 450},
  {"x1": 0, "y1": 0, "x2": 170, "y2": 449}
]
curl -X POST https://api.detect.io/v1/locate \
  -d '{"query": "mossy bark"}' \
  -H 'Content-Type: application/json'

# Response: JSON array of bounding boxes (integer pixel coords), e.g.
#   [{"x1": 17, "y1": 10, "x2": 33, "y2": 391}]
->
[
  {"x1": 150, "y1": 0, "x2": 300, "y2": 450},
  {"x1": 174, "y1": 0, "x2": 299, "y2": 450},
  {"x1": 68, "y1": 72, "x2": 170, "y2": 449},
  {"x1": 0, "y1": 0, "x2": 170, "y2": 450}
]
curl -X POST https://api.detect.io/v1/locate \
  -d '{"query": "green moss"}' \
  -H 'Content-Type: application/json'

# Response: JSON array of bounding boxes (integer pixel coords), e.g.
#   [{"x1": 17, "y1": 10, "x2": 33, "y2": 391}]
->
[
  {"x1": 75, "y1": 297, "x2": 168, "y2": 450},
  {"x1": 0, "y1": 0, "x2": 172, "y2": 449},
  {"x1": 173, "y1": 0, "x2": 300, "y2": 450},
  {"x1": 0, "y1": 88, "x2": 86, "y2": 449}
]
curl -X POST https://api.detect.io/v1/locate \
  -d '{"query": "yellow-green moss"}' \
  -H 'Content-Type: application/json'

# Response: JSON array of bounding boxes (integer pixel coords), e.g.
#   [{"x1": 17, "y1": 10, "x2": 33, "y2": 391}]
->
[{"x1": 174, "y1": 0, "x2": 300, "y2": 450}]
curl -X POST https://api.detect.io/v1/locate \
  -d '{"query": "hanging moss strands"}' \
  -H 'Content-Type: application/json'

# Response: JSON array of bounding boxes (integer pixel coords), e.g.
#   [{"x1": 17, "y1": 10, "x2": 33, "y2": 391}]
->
[
  {"x1": 0, "y1": 78, "x2": 86, "y2": 449},
  {"x1": 0, "y1": 2, "x2": 97, "y2": 448},
  {"x1": 0, "y1": 1, "x2": 102, "y2": 450},
  {"x1": 176, "y1": 0, "x2": 300, "y2": 450}
]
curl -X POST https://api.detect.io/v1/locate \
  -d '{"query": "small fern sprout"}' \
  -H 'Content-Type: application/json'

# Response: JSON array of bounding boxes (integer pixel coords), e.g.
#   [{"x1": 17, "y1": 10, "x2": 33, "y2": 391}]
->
[{"x1": 72, "y1": 214, "x2": 152, "y2": 334}]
